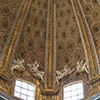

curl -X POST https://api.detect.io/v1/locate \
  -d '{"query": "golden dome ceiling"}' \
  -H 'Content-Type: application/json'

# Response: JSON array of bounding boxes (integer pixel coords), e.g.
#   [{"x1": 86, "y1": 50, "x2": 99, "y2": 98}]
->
[{"x1": 0, "y1": 0, "x2": 100, "y2": 98}]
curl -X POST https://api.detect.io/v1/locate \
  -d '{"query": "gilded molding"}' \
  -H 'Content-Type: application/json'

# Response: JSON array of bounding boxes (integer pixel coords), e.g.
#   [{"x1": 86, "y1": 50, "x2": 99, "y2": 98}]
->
[
  {"x1": 71, "y1": 0, "x2": 99, "y2": 79},
  {"x1": 0, "y1": 0, "x2": 33, "y2": 77},
  {"x1": 44, "y1": 0, "x2": 56, "y2": 92}
]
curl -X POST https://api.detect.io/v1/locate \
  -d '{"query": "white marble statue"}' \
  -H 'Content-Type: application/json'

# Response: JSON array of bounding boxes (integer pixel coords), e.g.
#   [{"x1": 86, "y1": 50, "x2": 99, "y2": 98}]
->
[
  {"x1": 76, "y1": 60, "x2": 90, "y2": 74},
  {"x1": 11, "y1": 59, "x2": 25, "y2": 74},
  {"x1": 27, "y1": 61, "x2": 44, "y2": 83},
  {"x1": 56, "y1": 65, "x2": 73, "y2": 85}
]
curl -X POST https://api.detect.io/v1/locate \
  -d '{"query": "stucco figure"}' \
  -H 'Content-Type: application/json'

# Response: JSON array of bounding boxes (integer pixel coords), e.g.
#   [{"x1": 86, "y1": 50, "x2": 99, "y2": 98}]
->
[
  {"x1": 76, "y1": 60, "x2": 90, "y2": 74},
  {"x1": 11, "y1": 59, "x2": 25, "y2": 74},
  {"x1": 27, "y1": 61, "x2": 44, "y2": 83}
]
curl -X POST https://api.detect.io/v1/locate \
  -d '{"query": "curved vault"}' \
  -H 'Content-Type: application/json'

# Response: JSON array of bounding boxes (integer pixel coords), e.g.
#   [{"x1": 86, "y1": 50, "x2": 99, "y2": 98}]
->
[
  {"x1": 15, "y1": 0, "x2": 85, "y2": 81},
  {"x1": 0, "y1": 0, "x2": 100, "y2": 99}
]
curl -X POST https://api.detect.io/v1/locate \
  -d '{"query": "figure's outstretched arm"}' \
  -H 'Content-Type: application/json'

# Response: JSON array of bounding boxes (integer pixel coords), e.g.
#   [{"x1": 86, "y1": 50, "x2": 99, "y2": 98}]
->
[
  {"x1": 84, "y1": 63, "x2": 90, "y2": 74},
  {"x1": 13, "y1": 59, "x2": 17, "y2": 64}
]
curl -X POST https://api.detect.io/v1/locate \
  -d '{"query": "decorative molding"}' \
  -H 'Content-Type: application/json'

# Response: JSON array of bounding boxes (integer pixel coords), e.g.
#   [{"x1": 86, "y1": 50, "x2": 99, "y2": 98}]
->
[
  {"x1": 77, "y1": 0, "x2": 100, "y2": 75},
  {"x1": 0, "y1": 0, "x2": 33, "y2": 78},
  {"x1": 0, "y1": 91, "x2": 13, "y2": 100},
  {"x1": 44, "y1": 0, "x2": 57, "y2": 92},
  {"x1": 70, "y1": 0, "x2": 99, "y2": 79}
]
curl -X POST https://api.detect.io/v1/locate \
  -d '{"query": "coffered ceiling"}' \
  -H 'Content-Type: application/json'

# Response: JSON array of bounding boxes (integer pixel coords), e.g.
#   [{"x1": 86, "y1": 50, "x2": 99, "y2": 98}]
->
[{"x1": 0, "y1": 0, "x2": 100, "y2": 83}]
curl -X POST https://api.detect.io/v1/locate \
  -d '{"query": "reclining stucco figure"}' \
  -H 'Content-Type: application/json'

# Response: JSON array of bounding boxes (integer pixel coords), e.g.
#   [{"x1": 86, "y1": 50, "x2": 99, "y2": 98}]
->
[
  {"x1": 76, "y1": 60, "x2": 90, "y2": 74},
  {"x1": 27, "y1": 61, "x2": 44, "y2": 83},
  {"x1": 56, "y1": 65, "x2": 73, "y2": 85},
  {"x1": 11, "y1": 59, "x2": 25, "y2": 74}
]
